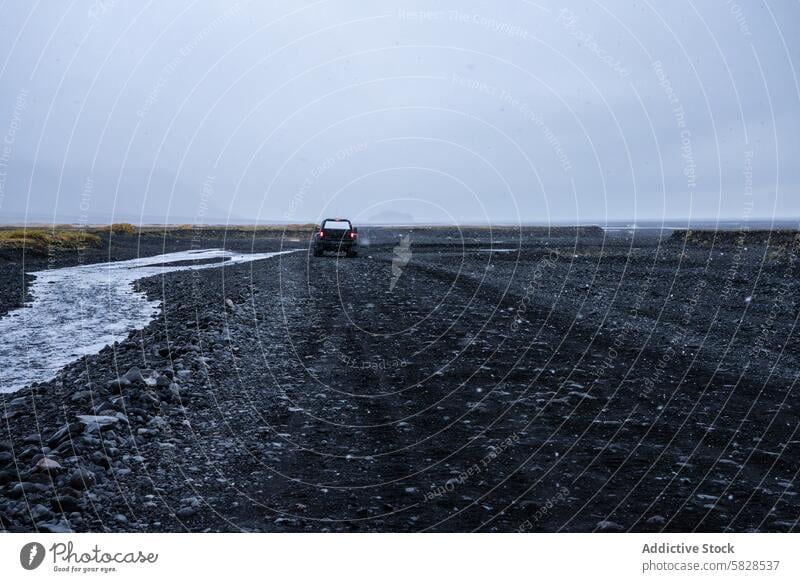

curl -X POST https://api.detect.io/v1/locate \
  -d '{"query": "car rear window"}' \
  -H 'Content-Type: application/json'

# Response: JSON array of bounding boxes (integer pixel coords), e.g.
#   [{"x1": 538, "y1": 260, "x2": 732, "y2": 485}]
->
[{"x1": 323, "y1": 220, "x2": 350, "y2": 230}]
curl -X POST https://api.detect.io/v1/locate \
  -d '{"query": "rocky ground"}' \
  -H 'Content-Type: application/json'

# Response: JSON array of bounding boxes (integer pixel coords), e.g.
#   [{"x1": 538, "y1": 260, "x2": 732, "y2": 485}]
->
[{"x1": 1, "y1": 226, "x2": 799, "y2": 532}]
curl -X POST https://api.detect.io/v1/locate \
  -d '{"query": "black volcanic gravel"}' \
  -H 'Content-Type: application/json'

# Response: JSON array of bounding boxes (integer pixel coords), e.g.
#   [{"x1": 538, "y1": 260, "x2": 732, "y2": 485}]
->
[{"x1": 1, "y1": 227, "x2": 799, "y2": 532}]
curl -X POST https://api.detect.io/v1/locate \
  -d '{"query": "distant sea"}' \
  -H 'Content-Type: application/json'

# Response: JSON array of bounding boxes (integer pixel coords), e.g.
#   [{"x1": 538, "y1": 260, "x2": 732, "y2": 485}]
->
[{"x1": 597, "y1": 219, "x2": 800, "y2": 232}]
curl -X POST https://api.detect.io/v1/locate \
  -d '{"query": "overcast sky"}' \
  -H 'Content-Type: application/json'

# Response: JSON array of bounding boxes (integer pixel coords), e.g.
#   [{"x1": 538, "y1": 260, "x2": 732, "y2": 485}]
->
[{"x1": 0, "y1": 1, "x2": 798, "y2": 225}]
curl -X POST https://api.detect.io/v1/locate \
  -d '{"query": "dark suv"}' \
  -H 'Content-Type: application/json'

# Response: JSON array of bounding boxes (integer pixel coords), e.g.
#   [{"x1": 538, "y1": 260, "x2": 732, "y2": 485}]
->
[{"x1": 312, "y1": 218, "x2": 358, "y2": 257}]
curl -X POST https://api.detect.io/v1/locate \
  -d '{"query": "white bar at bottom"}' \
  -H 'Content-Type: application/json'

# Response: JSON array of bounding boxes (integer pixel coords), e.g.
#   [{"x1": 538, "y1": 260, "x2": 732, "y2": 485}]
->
[{"x1": 1, "y1": 533, "x2": 796, "y2": 581}]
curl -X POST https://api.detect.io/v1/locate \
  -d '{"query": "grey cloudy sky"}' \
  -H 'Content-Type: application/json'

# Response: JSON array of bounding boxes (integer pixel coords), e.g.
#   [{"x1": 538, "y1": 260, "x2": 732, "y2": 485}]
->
[{"x1": 0, "y1": 0, "x2": 798, "y2": 225}]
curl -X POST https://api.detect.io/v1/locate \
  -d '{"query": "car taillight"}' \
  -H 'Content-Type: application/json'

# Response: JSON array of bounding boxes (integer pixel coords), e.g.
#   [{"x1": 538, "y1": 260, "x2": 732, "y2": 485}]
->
[
  {"x1": 318, "y1": 231, "x2": 324, "y2": 238},
  {"x1": 349, "y1": 231, "x2": 356, "y2": 239}
]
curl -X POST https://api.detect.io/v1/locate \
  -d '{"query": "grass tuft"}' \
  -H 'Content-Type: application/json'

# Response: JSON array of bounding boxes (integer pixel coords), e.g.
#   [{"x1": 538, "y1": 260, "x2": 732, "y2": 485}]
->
[
  {"x1": 93, "y1": 222, "x2": 137, "y2": 235},
  {"x1": 0, "y1": 229, "x2": 102, "y2": 253}
]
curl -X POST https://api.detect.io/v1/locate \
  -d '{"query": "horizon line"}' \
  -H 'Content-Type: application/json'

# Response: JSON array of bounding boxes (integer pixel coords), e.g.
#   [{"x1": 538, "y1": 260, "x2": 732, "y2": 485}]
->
[{"x1": 1, "y1": 217, "x2": 799, "y2": 229}]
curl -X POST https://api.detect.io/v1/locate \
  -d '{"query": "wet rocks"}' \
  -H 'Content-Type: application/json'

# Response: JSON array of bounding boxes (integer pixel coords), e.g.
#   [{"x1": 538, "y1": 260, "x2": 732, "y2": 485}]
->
[
  {"x1": 47, "y1": 422, "x2": 83, "y2": 448},
  {"x1": 67, "y1": 468, "x2": 96, "y2": 490},
  {"x1": 90, "y1": 451, "x2": 111, "y2": 469},
  {"x1": 34, "y1": 457, "x2": 63, "y2": 472},
  {"x1": 76, "y1": 414, "x2": 123, "y2": 433},
  {"x1": 9, "y1": 481, "x2": 48, "y2": 498},
  {"x1": 147, "y1": 416, "x2": 168, "y2": 431},
  {"x1": 0, "y1": 470, "x2": 14, "y2": 486},
  {"x1": 124, "y1": 367, "x2": 147, "y2": 385},
  {"x1": 51, "y1": 495, "x2": 81, "y2": 513},
  {"x1": 175, "y1": 507, "x2": 196, "y2": 519},
  {"x1": 176, "y1": 495, "x2": 201, "y2": 519},
  {"x1": 39, "y1": 519, "x2": 74, "y2": 533},
  {"x1": 70, "y1": 389, "x2": 93, "y2": 403},
  {"x1": 107, "y1": 367, "x2": 162, "y2": 395},
  {"x1": 596, "y1": 520, "x2": 625, "y2": 531},
  {"x1": 31, "y1": 503, "x2": 54, "y2": 521},
  {"x1": 8, "y1": 396, "x2": 28, "y2": 408},
  {"x1": 107, "y1": 378, "x2": 131, "y2": 394}
]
